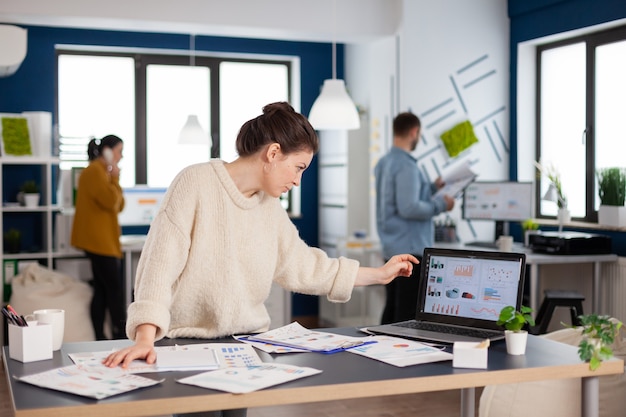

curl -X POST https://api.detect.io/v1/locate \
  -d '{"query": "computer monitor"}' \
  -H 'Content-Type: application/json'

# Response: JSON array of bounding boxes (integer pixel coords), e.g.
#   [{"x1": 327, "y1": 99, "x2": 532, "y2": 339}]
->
[
  {"x1": 118, "y1": 186, "x2": 168, "y2": 226},
  {"x1": 462, "y1": 181, "x2": 534, "y2": 241}
]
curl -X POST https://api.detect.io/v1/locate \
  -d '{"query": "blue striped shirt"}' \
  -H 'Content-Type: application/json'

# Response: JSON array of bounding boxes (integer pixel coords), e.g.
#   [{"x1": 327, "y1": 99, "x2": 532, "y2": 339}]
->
[{"x1": 374, "y1": 146, "x2": 447, "y2": 259}]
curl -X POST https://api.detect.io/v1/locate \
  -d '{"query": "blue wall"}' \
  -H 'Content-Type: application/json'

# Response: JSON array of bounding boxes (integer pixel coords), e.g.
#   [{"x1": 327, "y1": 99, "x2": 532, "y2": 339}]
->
[
  {"x1": 0, "y1": 24, "x2": 341, "y2": 316},
  {"x1": 508, "y1": 0, "x2": 626, "y2": 256}
]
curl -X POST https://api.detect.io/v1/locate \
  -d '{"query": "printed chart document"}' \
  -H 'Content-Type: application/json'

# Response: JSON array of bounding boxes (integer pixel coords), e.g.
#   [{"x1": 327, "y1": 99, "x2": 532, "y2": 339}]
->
[
  {"x1": 156, "y1": 347, "x2": 219, "y2": 371},
  {"x1": 347, "y1": 335, "x2": 453, "y2": 367},
  {"x1": 432, "y1": 160, "x2": 478, "y2": 199},
  {"x1": 68, "y1": 343, "x2": 263, "y2": 373},
  {"x1": 15, "y1": 365, "x2": 163, "y2": 400},
  {"x1": 245, "y1": 322, "x2": 373, "y2": 353},
  {"x1": 177, "y1": 363, "x2": 322, "y2": 394}
]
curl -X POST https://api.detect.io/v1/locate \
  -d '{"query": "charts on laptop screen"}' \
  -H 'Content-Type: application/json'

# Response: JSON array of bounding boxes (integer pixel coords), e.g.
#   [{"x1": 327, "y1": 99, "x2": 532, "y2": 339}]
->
[{"x1": 422, "y1": 251, "x2": 524, "y2": 323}]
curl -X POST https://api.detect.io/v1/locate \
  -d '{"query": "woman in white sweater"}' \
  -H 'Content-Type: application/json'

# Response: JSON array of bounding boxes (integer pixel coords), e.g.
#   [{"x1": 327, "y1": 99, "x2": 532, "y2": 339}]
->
[{"x1": 104, "y1": 102, "x2": 417, "y2": 416}]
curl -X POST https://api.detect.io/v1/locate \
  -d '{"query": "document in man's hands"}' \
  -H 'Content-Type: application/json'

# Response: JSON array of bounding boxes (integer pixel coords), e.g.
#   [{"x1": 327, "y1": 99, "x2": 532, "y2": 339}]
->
[
  {"x1": 432, "y1": 160, "x2": 478, "y2": 199},
  {"x1": 246, "y1": 322, "x2": 373, "y2": 353}
]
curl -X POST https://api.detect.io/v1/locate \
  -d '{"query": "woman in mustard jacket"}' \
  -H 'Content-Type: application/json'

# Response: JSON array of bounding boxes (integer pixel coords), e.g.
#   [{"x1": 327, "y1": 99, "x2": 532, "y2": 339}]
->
[{"x1": 71, "y1": 134, "x2": 126, "y2": 340}]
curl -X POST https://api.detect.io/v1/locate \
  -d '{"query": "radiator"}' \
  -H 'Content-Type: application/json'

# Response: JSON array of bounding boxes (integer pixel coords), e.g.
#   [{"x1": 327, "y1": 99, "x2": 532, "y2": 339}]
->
[{"x1": 601, "y1": 256, "x2": 626, "y2": 323}]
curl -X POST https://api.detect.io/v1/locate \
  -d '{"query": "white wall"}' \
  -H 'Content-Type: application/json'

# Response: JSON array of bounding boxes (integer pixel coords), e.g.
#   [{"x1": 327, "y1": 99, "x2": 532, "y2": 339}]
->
[
  {"x1": 0, "y1": 0, "x2": 401, "y2": 43},
  {"x1": 347, "y1": 0, "x2": 510, "y2": 243}
]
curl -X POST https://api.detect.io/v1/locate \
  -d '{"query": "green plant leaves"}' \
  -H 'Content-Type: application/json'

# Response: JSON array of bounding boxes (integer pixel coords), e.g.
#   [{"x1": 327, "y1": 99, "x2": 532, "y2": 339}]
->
[
  {"x1": 596, "y1": 167, "x2": 626, "y2": 206},
  {"x1": 577, "y1": 314, "x2": 623, "y2": 370}
]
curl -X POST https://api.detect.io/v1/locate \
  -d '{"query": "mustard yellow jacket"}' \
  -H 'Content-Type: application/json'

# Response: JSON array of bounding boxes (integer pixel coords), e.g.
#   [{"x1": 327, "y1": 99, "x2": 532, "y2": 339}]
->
[{"x1": 71, "y1": 161, "x2": 125, "y2": 258}]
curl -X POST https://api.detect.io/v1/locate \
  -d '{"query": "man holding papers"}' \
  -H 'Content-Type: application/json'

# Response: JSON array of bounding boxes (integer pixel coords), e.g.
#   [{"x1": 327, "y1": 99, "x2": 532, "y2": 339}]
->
[
  {"x1": 375, "y1": 112, "x2": 455, "y2": 324},
  {"x1": 104, "y1": 103, "x2": 418, "y2": 417}
]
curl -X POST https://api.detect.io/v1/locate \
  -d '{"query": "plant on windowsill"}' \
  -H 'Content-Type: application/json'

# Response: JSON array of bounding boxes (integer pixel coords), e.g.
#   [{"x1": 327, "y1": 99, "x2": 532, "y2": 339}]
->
[
  {"x1": 497, "y1": 305, "x2": 535, "y2": 355},
  {"x1": 521, "y1": 219, "x2": 540, "y2": 247},
  {"x1": 576, "y1": 314, "x2": 623, "y2": 371},
  {"x1": 596, "y1": 167, "x2": 626, "y2": 227},
  {"x1": 534, "y1": 160, "x2": 571, "y2": 229}
]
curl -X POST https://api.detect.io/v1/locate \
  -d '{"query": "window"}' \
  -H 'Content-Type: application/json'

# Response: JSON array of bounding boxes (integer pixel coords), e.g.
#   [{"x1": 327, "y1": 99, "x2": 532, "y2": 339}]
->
[
  {"x1": 537, "y1": 25, "x2": 626, "y2": 222},
  {"x1": 57, "y1": 48, "x2": 298, "y2": 212}
]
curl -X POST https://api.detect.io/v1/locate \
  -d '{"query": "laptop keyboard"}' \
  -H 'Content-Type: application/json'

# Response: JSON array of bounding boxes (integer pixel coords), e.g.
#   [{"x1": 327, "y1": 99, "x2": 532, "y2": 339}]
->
[{"x1": 394, "y1": 321, "x2": 502, "y2": 340}]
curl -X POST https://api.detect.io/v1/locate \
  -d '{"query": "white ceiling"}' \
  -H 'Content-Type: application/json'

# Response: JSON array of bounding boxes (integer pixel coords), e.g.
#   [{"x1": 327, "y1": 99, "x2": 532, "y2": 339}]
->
[{"x1": 0, "y1": 0, "x2": 402, "y2": 43}]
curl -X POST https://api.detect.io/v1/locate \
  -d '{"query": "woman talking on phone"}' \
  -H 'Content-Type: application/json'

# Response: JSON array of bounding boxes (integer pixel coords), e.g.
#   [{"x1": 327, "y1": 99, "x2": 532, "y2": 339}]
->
[{"x1": 71, "y1": 134, "x2": 126, "y2": 340}]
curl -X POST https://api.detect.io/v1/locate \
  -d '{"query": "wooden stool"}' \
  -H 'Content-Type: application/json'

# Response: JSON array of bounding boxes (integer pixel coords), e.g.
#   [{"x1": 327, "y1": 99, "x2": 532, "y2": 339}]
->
[{"x1": 531, "y1": 290, "x2": 585, "y2": 335}]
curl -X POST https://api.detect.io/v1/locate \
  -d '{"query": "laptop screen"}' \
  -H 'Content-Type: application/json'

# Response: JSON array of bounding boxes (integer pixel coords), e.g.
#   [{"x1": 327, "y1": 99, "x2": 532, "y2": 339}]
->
[{"x1": 417, "y1": 247, "x2": 526, "y2": 330}]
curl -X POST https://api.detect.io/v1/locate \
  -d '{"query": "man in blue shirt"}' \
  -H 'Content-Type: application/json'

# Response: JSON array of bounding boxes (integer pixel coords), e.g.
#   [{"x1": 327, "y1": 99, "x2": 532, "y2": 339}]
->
[{"x1": 375, "y1": 112, "x2": 455, "y2": 324}]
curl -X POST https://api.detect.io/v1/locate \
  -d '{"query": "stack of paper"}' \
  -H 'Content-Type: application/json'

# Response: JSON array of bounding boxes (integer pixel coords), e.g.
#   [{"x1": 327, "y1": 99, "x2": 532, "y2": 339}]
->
[{"x1": 245, "y1": 322, "x2": 373, "y2": 353}]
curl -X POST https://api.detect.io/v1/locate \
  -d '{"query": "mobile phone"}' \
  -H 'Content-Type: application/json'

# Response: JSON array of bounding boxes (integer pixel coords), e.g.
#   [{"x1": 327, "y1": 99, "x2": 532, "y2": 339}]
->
[{"x1": 102, "y1": 148, "x2": 114, "y2": 164}]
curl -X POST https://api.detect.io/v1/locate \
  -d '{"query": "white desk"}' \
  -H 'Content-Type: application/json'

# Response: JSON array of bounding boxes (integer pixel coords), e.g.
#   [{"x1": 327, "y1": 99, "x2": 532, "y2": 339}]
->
[
  {"x1": 119, "y1": 234, "x2": 147, "y2": 307},
  {"x1": 435, "y1": 242, "x2": 618, "y2": 314}
]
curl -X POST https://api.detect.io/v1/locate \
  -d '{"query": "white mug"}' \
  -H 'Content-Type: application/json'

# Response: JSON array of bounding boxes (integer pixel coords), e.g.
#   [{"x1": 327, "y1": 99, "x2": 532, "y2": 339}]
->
[
  {"x1": 25, "y1": 309, "x2": 65, "y2": 351},
  {"x1": 496, "y1": 235, "x2": 514, "y2": 252}
]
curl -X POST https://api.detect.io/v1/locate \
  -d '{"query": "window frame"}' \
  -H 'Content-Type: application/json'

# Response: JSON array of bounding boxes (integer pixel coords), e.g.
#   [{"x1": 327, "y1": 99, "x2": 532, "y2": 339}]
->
[
  {"x1": 535, "y1": 24, "x2": 626, "y2": 223},
  {"x1": 56, "y1": 47, "x2": 297, "y2": 213}
]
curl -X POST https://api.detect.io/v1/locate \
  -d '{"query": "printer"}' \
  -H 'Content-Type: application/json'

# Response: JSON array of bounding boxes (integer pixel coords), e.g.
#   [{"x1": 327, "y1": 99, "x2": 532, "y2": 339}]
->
[{"x1": 528, "y1": 231, "x2": 612, "y2": 255}]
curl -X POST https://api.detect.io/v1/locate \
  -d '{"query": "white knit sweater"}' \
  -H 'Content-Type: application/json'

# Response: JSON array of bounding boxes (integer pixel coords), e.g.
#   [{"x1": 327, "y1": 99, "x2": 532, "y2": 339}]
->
[{"x1": 126, "y1": 160, "x2": 359, "y2": 341}]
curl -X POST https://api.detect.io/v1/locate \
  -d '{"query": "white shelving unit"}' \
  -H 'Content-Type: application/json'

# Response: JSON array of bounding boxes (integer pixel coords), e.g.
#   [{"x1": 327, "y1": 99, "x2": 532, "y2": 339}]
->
[
  {"x1": 317, "y1": 116, "x2": 385, "y2": 327},
  {"x1": 1, "y1": 156, "x2": 67, "y2": 303}
]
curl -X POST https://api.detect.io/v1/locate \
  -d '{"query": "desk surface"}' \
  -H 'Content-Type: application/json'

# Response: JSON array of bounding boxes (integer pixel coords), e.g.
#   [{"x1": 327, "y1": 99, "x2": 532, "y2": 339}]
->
[
  {"x1": 435, "y1": 242, "x2": 618, "y2": 264},
  {"x1": 3, "y1": 328, "x2": 623, "y2": 417}
]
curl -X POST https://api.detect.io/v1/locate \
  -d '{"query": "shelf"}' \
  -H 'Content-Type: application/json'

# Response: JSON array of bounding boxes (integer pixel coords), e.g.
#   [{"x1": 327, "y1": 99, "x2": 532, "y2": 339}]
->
[
  {"x1": 0, "y1": 156, "x2": 60, "y2": 164},
  {"x1": 1, "y1": 251, "x2": 50, "y2": 260},
  {"x1": 1, "y1": 205, "x2": 62, "y2": 213}
]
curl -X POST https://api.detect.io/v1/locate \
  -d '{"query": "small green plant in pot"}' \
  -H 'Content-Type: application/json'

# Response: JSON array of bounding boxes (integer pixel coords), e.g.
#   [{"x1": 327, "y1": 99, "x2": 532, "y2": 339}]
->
[
  {"x1": 597, "y1": 167, "x2": 626, "y2": 206},
  {"x1": 3, "y1": 228, "x2": 21, "y2": 253},
  {"x1": 596, "y1": 167, "x2": 626, "y2": 226},
  {"x1": 577, "y1": 314, "x2": 623, "y2": 371},
  {"x1": 497, "y1": 305, "x2": 535, "y2": 355},
  {"x1": 20, "y1": 180, "x2": 39, "y2": 194},
  {"x1": 497, "y1": 305, "x2": 535, "y2": 332},
  {"x1": 19, "y1": 180, "x2": 41, "y2": 208}
]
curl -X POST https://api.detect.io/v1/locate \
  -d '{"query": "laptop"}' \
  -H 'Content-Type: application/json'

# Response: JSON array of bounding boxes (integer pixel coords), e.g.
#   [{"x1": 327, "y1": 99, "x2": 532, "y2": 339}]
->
[{"x1": 367, "y1": 247, "x2": 526, "y2": 344}]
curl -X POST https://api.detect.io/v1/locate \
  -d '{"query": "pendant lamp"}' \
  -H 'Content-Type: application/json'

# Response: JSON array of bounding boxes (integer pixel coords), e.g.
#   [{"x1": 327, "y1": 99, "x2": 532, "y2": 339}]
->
[
  {"x1": 178, "y1": 34, "x2": 210, "y2": 145},
  {"x1": 308, "y1": 0, "x2": 360, "y2": 130},
  {"x1": 178, "y1": 114, "x2": 209, "y2": 144}
]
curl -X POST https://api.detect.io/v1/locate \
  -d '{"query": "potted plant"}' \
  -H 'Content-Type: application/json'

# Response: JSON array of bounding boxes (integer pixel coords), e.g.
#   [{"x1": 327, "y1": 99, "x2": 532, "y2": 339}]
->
[
  {"x1": 497, "y1": 305, "x2": 535, "y2": 355},
  {"x1": 521, "y1": 218, "x2": 540, "y2": 247},
  {"x1": 20, "y1": 180, "x2": 40, "y2": 208},
  {"x1": 534, "y1": 161, "x2": 570, "y2": 223},
  {"x1": 577, "y1": 314, "x2": 623, "y2": 370},
  {"x1": 596, "y1": 167, "x2": 626, "y2": 227},
  {"x1": 3, "y1": 228, "x2": 21, "y2": 253}
]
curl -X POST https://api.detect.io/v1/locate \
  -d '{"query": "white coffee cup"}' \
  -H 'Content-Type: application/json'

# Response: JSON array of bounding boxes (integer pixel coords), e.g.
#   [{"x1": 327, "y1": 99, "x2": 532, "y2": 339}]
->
[
  {"x1": 496, "y1": 235, "x2": 514, "y2": 252},
  {"x1": 25, "y1": 309, "x2": 65, "y2": 351}
]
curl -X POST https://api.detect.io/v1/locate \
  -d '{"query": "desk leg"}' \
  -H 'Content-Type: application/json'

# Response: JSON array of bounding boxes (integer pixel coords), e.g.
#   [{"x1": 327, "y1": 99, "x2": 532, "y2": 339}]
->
[
  {"x1": 460, "y1": 387, "x2": 475, "y2": 417},
  {"x1": 124, "y1": 251, "x2": 132, "y2": 308},
  {"x1": 582, "y1": 376, "x2": 599, "y2": 417},
  {"x1": 592, "y1": 262, "x2": 601, "y2": 314},
  {"x1": 529, "y1": 264, "x2": 539, "y2": 313}
]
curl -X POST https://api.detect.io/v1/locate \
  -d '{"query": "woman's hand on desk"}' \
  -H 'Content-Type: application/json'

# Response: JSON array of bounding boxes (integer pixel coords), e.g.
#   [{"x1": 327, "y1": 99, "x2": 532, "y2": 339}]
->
[
  {"x1": 354, "y1": 254, "x2": 419, "y2": 287},
  {"x1": 102, "y1": 324, "x2": 157, "y2": 369}
]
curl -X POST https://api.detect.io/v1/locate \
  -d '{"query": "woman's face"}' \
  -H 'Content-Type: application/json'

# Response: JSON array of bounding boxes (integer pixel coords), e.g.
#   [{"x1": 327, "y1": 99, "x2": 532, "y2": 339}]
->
[
  {"x1": 111, "y1": 142, "x2": 124, "y2": 164},
  {"x1": 265, "y1": 147, "x2": 314, "y2": 198}
]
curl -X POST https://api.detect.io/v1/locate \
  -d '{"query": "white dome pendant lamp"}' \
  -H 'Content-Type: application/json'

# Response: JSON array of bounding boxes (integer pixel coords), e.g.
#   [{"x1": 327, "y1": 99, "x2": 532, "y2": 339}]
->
[
  {"x1": 308, "y1": 0, "x2": 360, "y2": 131},
  {"x1": 178, "y1": 114, "x2": 209, "y2": 144},
  {"x1": 178, "y1": 34, "x2": 210, "y2": 145}
]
